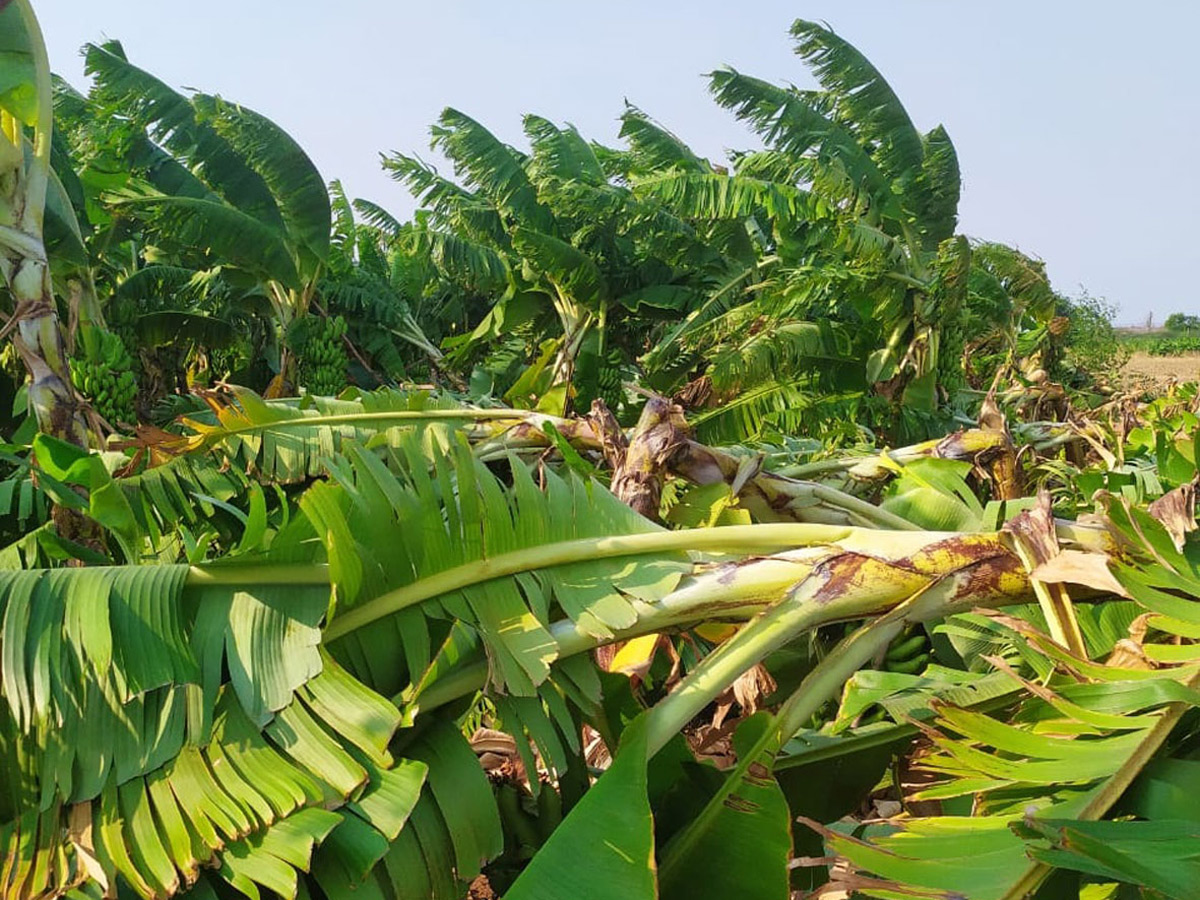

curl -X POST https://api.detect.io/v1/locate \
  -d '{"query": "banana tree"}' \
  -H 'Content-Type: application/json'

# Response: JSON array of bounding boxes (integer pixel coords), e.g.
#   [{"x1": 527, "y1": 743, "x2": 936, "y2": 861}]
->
[
  {"x1": 628, "y1": 19, "x2": 971, "y2": 435},
  {"x1": 78, "y1": 41, "x2": 330, "y2": 395},
  {"x1": 49, "y1": 74, "x2": 277, "y2": 408},
  {"x1": 5, "y1": 391, "x2": 1197, "y2": 900},
  {"x1": 319, "y1": 180, "x2": 457, "y2": 385},
  {"x1": 384, "y1": 109, "x2": 743, "y2": 414},
  {"x1": 965, "y1": 241, "x2": 1068, "y2": 386},
  {"x1": 0, "y1": 412, "x2": 1071, "y2": 894}
]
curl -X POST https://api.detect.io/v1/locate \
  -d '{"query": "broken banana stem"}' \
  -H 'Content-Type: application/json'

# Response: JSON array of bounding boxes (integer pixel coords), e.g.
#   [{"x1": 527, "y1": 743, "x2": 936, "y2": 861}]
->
[
  {"x1": 642, "y1": 530, "x2": 1031, "y2": 753},
  {"x1": 609, "y1": 396, "x2": 687, "y2": 522},
  {"x1": 470, "y1": 409, "x2": 926, "y2": 529},
  {"x1": 669, "y1": 438, "x2": 921, "y2": 530},
  {"x1": 410, "y1": 529, "x2": 1042, "y2": 732}
]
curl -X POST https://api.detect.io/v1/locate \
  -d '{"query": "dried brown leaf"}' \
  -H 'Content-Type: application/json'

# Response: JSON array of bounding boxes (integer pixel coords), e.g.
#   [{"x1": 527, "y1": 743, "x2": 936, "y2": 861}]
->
[
  {"x1": 732, "y1": 662, "x2": 777, "y2": 716},
  {"x1": 1148, "y1": 480, "x2": 1198, "y2": 551},
  {"x1": 1106, "y1": 638, "x2": 1157, "y2": 671},
  {"x1": 1030, "y1": 550, "x2": 1130, "y2": 597}
]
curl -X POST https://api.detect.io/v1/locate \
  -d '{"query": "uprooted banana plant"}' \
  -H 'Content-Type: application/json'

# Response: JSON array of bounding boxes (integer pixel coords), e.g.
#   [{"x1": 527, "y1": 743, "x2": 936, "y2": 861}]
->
[{"x1": 785, "y1": 487, "x2": 1200, "y2": 899}]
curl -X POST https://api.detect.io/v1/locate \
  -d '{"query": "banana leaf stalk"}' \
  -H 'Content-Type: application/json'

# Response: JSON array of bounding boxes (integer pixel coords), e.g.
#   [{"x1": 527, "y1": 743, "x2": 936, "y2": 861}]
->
[
  {"x1": 142, "y1": 390, "x2": 1105, "y2": 536},
  {"x1": 142, "y1": 390, "x2": 922, "y2": 529},
  {"x1": 652, "y1": 603, "x2": 927, "y2": 894}
]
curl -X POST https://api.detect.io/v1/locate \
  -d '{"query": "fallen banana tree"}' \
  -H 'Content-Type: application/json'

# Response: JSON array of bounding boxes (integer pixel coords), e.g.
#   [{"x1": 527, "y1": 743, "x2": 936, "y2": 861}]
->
[
  {"x1": 502, "y1": 488, "x2": 1200, "y2": 900},
  {"x1": 124, "y1": 386, "x2": 1029, "y2": 533},
  {"x1": 473, "y1": 395, "x2": 1020, "y2": 527},
  {"x1": 0, "y1": 420, "x2": 1133, "y2": 900},
  {"x1": 11, "y1": 388, "x2": 1194, "y2": 900}
]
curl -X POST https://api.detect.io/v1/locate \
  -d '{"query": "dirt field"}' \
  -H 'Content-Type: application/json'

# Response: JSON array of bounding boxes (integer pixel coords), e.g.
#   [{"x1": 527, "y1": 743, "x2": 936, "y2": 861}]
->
[{"x1": 1121, "y1": 352, "x2": 1200, "y2": 386}]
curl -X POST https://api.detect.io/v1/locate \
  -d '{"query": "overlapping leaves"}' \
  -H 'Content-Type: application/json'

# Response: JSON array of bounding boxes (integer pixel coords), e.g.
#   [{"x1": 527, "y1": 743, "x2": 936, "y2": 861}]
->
[{"x1": 803, "y1": 493, "x2": 1200, "y2": 899}]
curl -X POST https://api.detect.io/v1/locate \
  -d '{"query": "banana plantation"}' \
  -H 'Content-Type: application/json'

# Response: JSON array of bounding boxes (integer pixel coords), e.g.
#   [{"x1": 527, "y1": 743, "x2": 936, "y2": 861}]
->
[{"x1": 2, "y1": 3, "x2": 1198, "y2": 899}]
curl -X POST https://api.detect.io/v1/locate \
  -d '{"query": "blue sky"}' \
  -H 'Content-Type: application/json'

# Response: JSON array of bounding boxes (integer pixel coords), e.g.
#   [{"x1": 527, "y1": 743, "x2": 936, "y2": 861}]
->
[{"x1": 40, "y1": 1, "x2": 1200, "y2": 323}]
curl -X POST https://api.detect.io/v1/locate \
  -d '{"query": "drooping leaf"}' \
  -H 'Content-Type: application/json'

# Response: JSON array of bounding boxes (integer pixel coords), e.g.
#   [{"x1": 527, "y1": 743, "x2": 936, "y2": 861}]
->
[{"x1": 506, "y1": 714, "x2": 656, "y2": 900}]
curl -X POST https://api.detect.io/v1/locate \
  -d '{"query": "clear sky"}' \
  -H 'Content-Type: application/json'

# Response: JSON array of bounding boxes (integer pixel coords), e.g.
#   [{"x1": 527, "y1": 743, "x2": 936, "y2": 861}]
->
[{"x1": 38, "y1": 1, "x2": 1200, "y2": 324}]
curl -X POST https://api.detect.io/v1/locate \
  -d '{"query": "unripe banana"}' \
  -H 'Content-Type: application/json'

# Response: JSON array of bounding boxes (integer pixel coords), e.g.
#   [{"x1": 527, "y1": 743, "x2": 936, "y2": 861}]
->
[
  {"x1": 885, "y1": 633, "x2": 928, "y2": 663},
  {"x1": 886, "y1": 652, "x2": 930, "y2": 675}
]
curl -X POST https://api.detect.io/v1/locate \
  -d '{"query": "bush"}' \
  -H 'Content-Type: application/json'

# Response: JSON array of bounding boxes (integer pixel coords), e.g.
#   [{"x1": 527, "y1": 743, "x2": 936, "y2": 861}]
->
[{"x1": 1056, "y1": 291, "x2": 1129, "y2": 380}]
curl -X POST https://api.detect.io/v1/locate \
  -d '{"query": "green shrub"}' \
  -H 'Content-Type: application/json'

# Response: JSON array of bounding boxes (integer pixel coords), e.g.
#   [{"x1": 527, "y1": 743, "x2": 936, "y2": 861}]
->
[{"x1": 1056, "y1": 291, "x2": 1129, "y2": 380}]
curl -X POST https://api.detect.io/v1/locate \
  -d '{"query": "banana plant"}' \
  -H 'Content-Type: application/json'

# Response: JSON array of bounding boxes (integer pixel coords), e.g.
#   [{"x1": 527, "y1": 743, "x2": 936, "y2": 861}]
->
[
  {"x1": 789, "y1": 487, "x2": 1200, "y2": 899},
  {"x1": 384, "y1": 109, "x2": 745, "y2": 415},
  {"x1": 317, "y1": 180, "x2": 448, "y2": 384},
  {"x1": 625, "y1": 19, "x2": 973, "y2": 436},
  {"x1": 0, "y1": 0, "x2": 91, "y2": 448},
  {"x1": 965, "y1": 241, "x2": 1069, "y2": 387},
  {"x1": 78, "y1": 41, "x2": 331, "y2": 395},
  {"x1": 8, "y1": 392, "x2": 1195, "y2": 900}
]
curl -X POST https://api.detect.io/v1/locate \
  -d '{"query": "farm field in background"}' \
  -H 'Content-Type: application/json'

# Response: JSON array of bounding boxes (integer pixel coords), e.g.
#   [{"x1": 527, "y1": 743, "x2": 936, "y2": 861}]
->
[{"x1": 1122, "y1": 352, "x2": 1200, "y2": 385}]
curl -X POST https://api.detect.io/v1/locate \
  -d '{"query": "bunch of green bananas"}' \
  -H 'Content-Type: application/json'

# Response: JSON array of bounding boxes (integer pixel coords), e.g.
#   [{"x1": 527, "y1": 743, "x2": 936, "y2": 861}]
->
[
  {"x1": 106, "y1": 298, "x2": 139, "y2": 360},
  {"x1": 596, "y1": 347, "x2": 625, "y2": 413},
  {"x1": 841, "y1": 623, "x2": 934, "y2": 727},
  {"x1": 927, "y1": 236, "x2": 970, "y2": 392},
  {"x1": 882, "y1": 626, "x2": 931, "y2": 675},
  {"x1": 298, "y1": 314, "x2": 348, "y2": 397},
  {"x1": 71, "y1": 327, "x2": 138, "y2": 426},
  {"x1": 207, "y1": 344, "x2": 243, "y2": 383}
]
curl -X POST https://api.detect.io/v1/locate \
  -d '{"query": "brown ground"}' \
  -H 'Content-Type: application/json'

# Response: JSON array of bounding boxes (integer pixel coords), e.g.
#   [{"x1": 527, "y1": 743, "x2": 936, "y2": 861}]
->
[{"x1": 1121, "y1": 352, "x2": 1200, "y2": 387}]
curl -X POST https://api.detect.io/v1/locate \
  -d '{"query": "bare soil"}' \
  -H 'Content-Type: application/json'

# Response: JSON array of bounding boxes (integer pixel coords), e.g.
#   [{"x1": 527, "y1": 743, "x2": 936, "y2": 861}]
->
[{"x1": 1121, "y1": 352, "x2": 1200, "y2": 387}]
